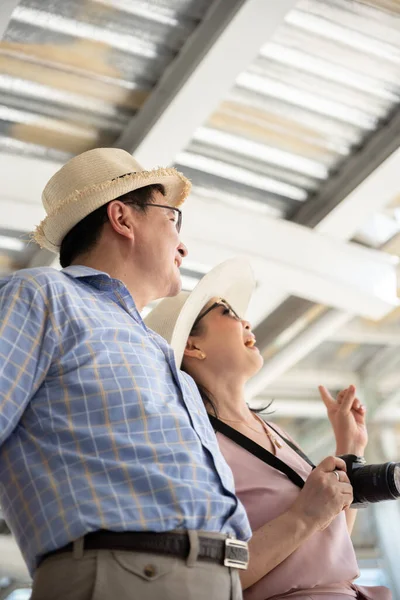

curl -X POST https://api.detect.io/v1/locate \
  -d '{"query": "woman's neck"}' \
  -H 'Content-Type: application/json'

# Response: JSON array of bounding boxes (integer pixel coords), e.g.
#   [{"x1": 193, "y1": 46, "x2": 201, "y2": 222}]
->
[{"x1": 198, "y1": 373, "x2": 255, "y2": 424}]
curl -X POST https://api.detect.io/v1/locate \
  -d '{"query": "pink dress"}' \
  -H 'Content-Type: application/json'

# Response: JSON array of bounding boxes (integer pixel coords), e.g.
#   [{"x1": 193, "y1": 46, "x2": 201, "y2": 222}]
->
[{"x1": 216, "y1": 424, "x2": 391, "y2": 600}]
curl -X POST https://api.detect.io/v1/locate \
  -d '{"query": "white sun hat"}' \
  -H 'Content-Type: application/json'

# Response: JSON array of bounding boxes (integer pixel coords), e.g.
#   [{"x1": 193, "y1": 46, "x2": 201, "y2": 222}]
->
[
  {"x1": 144, "y1": 257, "x2": 255, "y2": 367},
  {"x1": 33, "y1": 147, "x2": 191, "y2": 252}
]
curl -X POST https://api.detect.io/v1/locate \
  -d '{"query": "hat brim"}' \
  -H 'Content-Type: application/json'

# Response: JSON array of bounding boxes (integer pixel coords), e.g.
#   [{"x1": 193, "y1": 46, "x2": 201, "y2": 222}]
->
[
  {"x1": 148, "y1": 258, "x2": 255, "y2": 367},
  {"x1": 33, "y1": 167, "x2": 191, "y2": 253}
]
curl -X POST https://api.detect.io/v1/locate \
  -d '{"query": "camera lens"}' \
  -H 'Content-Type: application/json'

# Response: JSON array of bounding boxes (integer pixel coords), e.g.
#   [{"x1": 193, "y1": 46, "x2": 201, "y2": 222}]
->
[
  {"x1": 388, "y1": 463, "x2": 400, "y2": 497},
  {"x1": 351, "y1": 462, "x2": 400, "y2": 504}
]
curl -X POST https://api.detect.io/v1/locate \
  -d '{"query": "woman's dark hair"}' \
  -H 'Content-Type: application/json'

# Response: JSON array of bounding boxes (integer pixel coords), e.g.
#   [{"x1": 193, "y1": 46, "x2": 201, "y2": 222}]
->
[
  {"x1": 182, "y1": 318, "x2": 273, "y2": 419},
  {"x1": 196, "y1": 382, "x2": 273, "y2": 420},
  {"x1": 59, "y1": 183, "x2": 165, "y2": 268}
]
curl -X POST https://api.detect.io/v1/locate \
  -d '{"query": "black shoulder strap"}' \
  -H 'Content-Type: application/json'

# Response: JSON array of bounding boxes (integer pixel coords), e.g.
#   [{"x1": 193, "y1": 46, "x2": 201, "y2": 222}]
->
[
  {"x1": 209, "y1": 415, "x2": 307, "y2": 489},
  {"x1": 266, "y1": 422, "x2": 315, "y2": 468}
]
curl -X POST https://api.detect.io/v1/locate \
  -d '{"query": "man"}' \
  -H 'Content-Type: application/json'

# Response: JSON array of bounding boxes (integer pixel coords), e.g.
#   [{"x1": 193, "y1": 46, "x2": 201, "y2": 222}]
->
[{"x1": 0, "y1": 148, "x2": 250, "y2": 600}]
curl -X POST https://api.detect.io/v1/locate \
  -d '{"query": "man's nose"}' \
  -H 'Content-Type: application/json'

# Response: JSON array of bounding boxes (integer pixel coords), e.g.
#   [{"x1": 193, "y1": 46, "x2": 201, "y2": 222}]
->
[{"x1": 178, "y1": 242, "x2": 188, "y2": 257}]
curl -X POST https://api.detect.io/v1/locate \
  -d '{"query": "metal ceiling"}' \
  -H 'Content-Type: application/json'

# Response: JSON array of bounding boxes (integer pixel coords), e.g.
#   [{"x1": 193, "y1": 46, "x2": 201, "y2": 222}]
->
[
  {"x1": 176, "y1": 0, "x2": 400, "y2": 219},
  {"x1": 0, "y1": 0, "x2": 214, "y2": 160},
  {"x1": 0, "y1": 0, "x2": 398, "y2": 217},
  {"x1": 0, "y1": 0, "x2": 400, "y2": 593},
  {"x1": 0, "y1": 1, "x2": 398, "y2": 421},
  {"x1": 0, "y1": 0, "x2": 398, "y2": 414}
]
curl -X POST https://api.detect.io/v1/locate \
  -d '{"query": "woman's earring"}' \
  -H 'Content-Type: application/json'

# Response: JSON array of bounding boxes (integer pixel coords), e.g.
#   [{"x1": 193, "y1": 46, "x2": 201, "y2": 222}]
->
[{"x1": 199, "y1": 351, "x2": 206, "y2": 360}]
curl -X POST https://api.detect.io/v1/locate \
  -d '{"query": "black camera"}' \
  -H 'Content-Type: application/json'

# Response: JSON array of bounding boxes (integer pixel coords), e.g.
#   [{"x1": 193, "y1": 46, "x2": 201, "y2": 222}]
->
[{"x1": 340, "y1": 454, "x2": 400, "y2": 508}]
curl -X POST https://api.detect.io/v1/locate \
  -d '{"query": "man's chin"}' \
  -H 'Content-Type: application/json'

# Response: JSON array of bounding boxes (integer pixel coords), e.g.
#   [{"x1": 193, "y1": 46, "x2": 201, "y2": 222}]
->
[{"x1": 165, "y1": 274, "x2": 182, "y2": 298}]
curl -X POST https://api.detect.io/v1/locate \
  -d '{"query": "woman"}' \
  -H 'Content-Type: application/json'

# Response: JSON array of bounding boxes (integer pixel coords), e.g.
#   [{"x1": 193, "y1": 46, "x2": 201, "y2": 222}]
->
[{"x1": 145, "y1": 258, "x2": 391, "y2": 600}]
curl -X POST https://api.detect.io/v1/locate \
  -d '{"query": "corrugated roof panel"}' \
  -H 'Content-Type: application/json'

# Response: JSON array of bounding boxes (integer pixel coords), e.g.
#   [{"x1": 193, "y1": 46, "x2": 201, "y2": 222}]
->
[
  {"x1": 0, "y1": 0, "x2": 214, "y2": 160},
  {"x1": 0, "y1": 0, "x2": 399, "y2": 220},
  {"x1": 176, "y1": 0, "x2": 400, "y2": 218}
]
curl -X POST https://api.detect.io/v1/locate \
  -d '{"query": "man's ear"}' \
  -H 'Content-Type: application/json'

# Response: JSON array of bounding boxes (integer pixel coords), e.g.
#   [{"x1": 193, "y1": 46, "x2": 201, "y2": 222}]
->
[
  {"x1": 184, "y1": 338, "x2": 206, "y2": 361},
  {"x1": 107, "y1": 200, "x2": 137, "y2": 240}
]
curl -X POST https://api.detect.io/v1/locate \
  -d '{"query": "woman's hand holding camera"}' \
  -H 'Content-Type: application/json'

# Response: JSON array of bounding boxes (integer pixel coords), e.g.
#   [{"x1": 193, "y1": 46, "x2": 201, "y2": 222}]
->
[{"x1": 290, "y1": 456, "x2": 353, "y2": 532}]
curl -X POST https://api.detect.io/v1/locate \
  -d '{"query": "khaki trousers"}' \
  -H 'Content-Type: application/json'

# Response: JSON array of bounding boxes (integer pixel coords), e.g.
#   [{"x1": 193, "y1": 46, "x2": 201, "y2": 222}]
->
[{"x1": 31, "y1": 531, "x2": 243, "y2": 600}]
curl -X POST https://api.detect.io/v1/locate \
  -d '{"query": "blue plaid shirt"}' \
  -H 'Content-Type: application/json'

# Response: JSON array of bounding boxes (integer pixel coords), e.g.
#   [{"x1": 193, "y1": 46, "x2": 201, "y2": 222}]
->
[{"x1": 0, "y1": 266, "x2": 251, "y2": 575}]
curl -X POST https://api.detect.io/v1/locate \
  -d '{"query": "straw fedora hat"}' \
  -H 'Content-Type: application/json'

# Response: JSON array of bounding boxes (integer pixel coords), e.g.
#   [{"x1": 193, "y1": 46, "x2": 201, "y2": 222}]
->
[
  {"x1": 145, "y1": 258, "x2": 255, "y2": 367},
  {"x1": 34, "y1": 147, "x2": 192, "y2": 252}
]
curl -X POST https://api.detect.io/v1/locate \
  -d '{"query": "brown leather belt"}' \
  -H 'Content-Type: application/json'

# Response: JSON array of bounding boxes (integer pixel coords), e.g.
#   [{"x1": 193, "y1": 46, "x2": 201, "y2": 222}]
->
[{"x1": 39, "y1": 530, "x2": 249, "y2": 570}]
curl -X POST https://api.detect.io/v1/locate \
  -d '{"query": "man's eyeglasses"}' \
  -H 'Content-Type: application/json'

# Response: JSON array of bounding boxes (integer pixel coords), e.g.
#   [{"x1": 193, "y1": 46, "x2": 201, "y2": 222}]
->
[
  {"x1": 142, "y1": 203, "x2": 182, "y2": 232},
  {"x1": 192, "y1": 298, "x2": 241, "y2": 329}
]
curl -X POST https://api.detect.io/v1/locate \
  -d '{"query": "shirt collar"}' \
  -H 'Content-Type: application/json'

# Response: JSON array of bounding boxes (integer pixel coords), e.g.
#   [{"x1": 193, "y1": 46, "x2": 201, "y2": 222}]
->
[
  {"x1": 61, "y1": 265, "x2": 111, "y2": 280},
  {"x1": 61, "y1": 265, "x2": 144, "y2": 324}
]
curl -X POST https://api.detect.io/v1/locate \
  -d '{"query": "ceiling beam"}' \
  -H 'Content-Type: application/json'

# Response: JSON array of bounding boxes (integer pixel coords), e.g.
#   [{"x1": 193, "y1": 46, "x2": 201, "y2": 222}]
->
[
  {"x1": 253, "y1": 297, "x2": 314, "y2": 350},
  {"x1": 0, "y1": 0, "x2": 19, "y2": 39},
  {"x1": 316, "y1": 146, "x2": 400, "y2": 242},
  {"x1": 249, "y1": 119, "x2": 400, "y2": 394},
  {"x1": 248, "y1": 282, "x2": 289, "y2": 328},
  {"x1": 240, "y1": 134, "x2": 400, "y2": 326},
  {"x1": 183, "y1": 196, "x2": 398, "y2": 320},
  {"x1": 250, "y1": 142, "x2": 400, "y2": 322},
  {"x1": 116, "y1": 0, "x2": 297, "y2": 165},
  {"x1": 3, "y1": 154, "x2": 398, "y2": 319},
  {"x1": 246, "y1": 309, "x2": 352, "y2": 399},
  {"x1": 292, "y1": 107, "x2": 400, "y2": 230}
]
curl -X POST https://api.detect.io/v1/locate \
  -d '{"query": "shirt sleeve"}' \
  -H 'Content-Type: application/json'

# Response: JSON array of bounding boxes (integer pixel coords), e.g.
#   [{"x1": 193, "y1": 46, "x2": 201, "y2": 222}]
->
[{"x1": 0, "y1": 276, "x2": 55, "y2": 446}]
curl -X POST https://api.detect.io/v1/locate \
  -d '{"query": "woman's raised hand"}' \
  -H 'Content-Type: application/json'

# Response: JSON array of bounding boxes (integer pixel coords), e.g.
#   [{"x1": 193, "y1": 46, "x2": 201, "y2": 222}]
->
[
  {"x1": 290, "y1": 456, "x2": 353, "y2": 532},
  {"x1": 318, "y1": 384, "x2": 368, "y2": 457}
]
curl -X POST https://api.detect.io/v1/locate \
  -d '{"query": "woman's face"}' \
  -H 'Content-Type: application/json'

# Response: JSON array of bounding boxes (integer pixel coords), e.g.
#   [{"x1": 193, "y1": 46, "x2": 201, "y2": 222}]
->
[{"x1": 183, "y1": 297, "x2": 264, "y2": 380}]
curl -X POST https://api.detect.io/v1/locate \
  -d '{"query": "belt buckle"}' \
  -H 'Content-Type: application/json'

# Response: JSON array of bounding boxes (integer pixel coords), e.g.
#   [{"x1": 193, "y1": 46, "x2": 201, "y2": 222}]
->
[{"x1": 224, "y1": 537, "x2": 249, "y2": 570}]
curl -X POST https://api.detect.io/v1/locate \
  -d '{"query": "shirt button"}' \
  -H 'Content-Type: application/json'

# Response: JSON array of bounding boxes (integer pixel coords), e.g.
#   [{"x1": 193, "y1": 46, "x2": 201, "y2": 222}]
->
[{"x1": 143, "y1": 564, "x2": 157, "y2": 578}]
